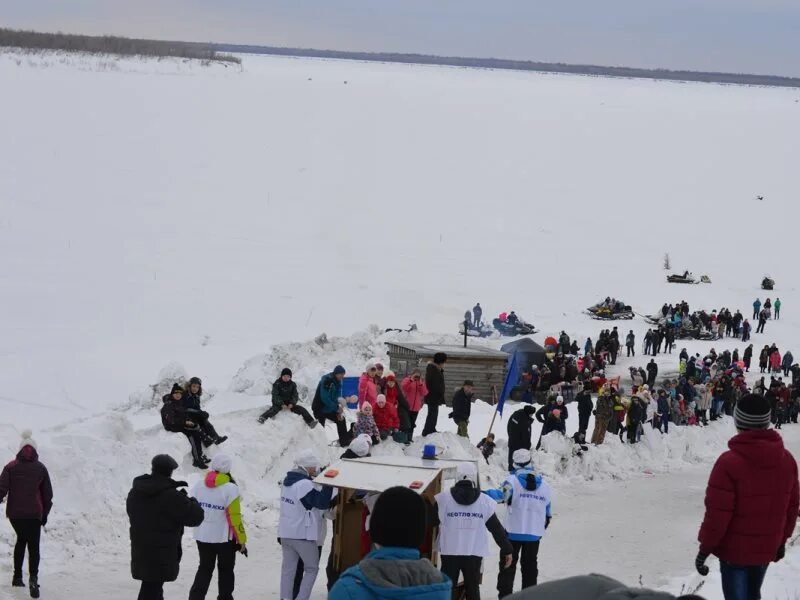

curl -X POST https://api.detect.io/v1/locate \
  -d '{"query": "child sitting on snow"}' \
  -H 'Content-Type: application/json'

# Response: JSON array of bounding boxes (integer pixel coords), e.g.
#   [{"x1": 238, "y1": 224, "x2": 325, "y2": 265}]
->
[
  {"x1": 477, "y1": 433, "x2": 496, "y2": 462},
  {"x1": 353, "y1": 402, "x2": 381, "y2": 444},
  {"x1": 373, "y1": 394, "x2": 399, "y2": 440}
]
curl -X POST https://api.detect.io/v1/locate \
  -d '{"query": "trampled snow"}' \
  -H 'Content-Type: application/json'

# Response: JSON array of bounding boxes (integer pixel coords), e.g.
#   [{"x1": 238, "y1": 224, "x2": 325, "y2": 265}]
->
[{"x1": 1, "y1": 49, "x2": 799, "y2": 598}]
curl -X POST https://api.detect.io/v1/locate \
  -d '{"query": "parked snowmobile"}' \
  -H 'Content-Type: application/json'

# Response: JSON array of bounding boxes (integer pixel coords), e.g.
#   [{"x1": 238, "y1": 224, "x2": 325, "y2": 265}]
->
[
  {"x1": 762, "y1": 276, "x2": 775, "y2": 290},
  {"x1": 491, "y1": 318, "x2": 538, "y2": 336},
  {"x1": 585, "y1": 299, "x2": 634, "y2": 320},
  {"x1": 667, "y1": 271, "x2": 697, "y2": 284},
  {"x1": 459, "y1": 321, "x2": 494, "y2": 338}
]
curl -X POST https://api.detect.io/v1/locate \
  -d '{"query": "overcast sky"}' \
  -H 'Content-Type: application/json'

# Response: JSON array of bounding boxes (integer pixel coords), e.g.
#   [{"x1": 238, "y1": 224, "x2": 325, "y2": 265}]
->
[{"x1": 5, "y1": 0, "x2": 800, "y2": 76}]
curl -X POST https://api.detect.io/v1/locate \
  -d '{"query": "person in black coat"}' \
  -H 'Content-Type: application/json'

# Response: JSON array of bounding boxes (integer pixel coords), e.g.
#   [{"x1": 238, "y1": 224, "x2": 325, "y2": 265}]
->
[
  {"x1": 257, "y1": 369, "x2": 317, "y2": 427},
  {"x1": 450, "y1": 381, "x2": 474, "y2": 438},
  {"x1": 576, "y1": 384, "x2": 594, "y2": 436},
  {"x1": 422, "y1": 353, "x2": 447, "y2": 436},
  {"x1": 161, "y1": 385, "x2": 211, "y2": 469},
  {"x1": 506, "y1": 405, "x2": 535, "y2": 471},
  {"x1": 182, "y1": 377, "x2": 227, "y2": 446},
  {"x1": 646, "y1": 360, "x2": 658, "y2": 388},
  {"x1": 127, "y1": 455, "x2": 205, "y2": 600}
]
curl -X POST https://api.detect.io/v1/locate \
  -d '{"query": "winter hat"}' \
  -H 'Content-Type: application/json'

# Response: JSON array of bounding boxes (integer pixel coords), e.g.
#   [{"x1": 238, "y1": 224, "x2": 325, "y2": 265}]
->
[
  {"x1": 523, "y1": 405, "x2": 536, "y2": 416},
  {"x1": 210, "y1": 454, "x2": 232, "y2": 474},
  {"x1": 361, "y1": 403, "x2": 373, "y2": 415},
  {"x1": 348, "y1": 436, "x2": 371, "y2": 458},
  {"x1": 556, "y1": 395, "x2": 564, "y2": 404},
  {"x1": 375, "y1": 363, "x2": 385, "y2": 371},
  {"x1": 735, "y1": 394, "x2": 772, "y2": 431},
  {"x1": 512, "y1": 449, "x2": 532, "y2": 468},
  {"x1": 19, "y1": 430, "x2": 37, "y2": 451},
  {"x1": 376, "y1": 394, "x2": 387, "y2": 407},
  {"x1": 280, "y1": 368, "x2": 293, "y2": 378},
  {"x1": 333, "y1": 365, "x2": 346, "y2": 376},
  {"x1": 369, "y1": 486, "x2": 427, "y2": 549},
  {"x1": 365, "y1": 362, "x2": 376, "y2": 373},
  {"x1": 171, "y1": 383, "x2": 184, "y2": 394},
  {"x1": 386, "y1": 372, "x2": 396, "y2": 381},
  {"x1": 152, "y1": 454, "x2": 179, "y2": 477},
  {"x1": 294, "y1": 449, "x2": 322, "y2": 470},
  {"x1": 456, "y1": 462, "x2": 477, "y2": 485},
  {"x1": 189, "y1": 377, "x2": 202, "y2": 386},
  {"x1": 433, "y1": 352, "x2": 448, "y2": 365}
]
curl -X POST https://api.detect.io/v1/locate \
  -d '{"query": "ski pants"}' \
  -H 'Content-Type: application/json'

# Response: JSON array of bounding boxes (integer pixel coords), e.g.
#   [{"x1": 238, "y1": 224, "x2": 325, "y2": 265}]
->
[
  {"x1": 281, "y1": 538, "x2": 319, "y2": 600},
  {"x1": 260, "y1": 404, "x2": 314, "y2": 424},
  {"x1": 183, "y1": 429, "x2": 205, "y2": 463},
  {"x1": 137, "y1": 581, "x2": 164, "y2": 600},
  {"x1": 497, "y1": 540, "x2": 540, "y2": 598},
  {"x1": 591, "y1": 417, "x2": 610, "y2": 445},
  {"x1": 319, "y1": 412, "x2": 350, "y2": 446},
  {"x1": 189, "y1": 541, "x2": 237, "y2": 600},
  {"x1": 578, "y1": 412, "x2": 590, "y2": 436},
  {"x1": 10, "y1": 519, "x2": 41, "y2": 578},
  {"x1": 422, "y1": 403, "x2": 440, "y2": 436},
  {"x1": 441, "y1": 555, "x2": 483, "y2": 600}
]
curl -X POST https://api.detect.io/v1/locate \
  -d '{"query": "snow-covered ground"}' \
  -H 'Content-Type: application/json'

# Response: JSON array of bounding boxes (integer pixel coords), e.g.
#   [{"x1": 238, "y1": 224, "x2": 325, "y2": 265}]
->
[{"x1": 1, "y1": 49, "x2": 799, "y2": 598}]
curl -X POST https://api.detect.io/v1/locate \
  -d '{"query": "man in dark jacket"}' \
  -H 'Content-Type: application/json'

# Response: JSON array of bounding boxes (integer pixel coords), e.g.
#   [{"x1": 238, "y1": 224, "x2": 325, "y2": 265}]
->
[
  {"x1": 507, "y1": 406, "x2": 535, "y2": 471},
  {"x1": 182, "y1": 377, "x2": 228, "y2": 446},
  {"x1": 451, "y1": 381, "x2": 474, "y2": 438},
  {"x1": 576, "y1": 384, "x2": 593, "y2": 436},
  {"x1": 258, "y1": 368, "x2": 317, "y2": 427},
  {"x1": 422, "y1": 353, "x2": 447, "y2": 437},
  {"x1": 473, "y1": 303, "x2": 483, "y2": 328},
  {"x1": 0, "y1": 431, "x2": 53, "y2": 598},
  {"x1": 695, "y1": 394, "x2": 799, "y2": 600},
  {"x1": 161, "y1": 385, "x2": 211, "y2": 469},
  {"x1": 646, "y1": 359, "x2": 658, "y2": 388},
  {"x1": 626, "y1": 331, "x2": 635, "y2": 357},
  {"x1": 127, "y1": 455, "x2": 205, "y2": 600},
  {"x1": 312, "y1": 365, "x2": 349, "y2": 446}
]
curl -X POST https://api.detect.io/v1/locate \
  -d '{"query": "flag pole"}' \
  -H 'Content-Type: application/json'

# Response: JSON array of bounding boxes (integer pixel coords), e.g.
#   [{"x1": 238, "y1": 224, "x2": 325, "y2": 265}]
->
[{"x1": 485, "y1": 385, "x2": 500, "y2": 440}]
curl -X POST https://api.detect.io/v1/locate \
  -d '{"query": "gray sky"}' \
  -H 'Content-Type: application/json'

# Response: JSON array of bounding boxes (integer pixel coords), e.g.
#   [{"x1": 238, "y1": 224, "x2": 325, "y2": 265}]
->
[{"x1": 4, "y1": 0, "x2": 800, "y2": 76}]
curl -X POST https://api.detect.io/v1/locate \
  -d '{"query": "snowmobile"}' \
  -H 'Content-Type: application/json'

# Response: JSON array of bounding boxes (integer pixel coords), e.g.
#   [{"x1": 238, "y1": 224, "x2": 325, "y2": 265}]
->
[
  {"x1": 667, "y1": 272, "x2": 697, "y2": 284},
  {"x1": 762, "y1": 276, "x2": 775, "y2": 290},
  {"x1": 585, "y1": 301, "x2": 634, "y2": 321},
  {"x1": 458, "y1": 321, "x2": 494, "y2": 338},
  {"x1": 491, "y1": 318, "x2": 538, "y2": 336}
]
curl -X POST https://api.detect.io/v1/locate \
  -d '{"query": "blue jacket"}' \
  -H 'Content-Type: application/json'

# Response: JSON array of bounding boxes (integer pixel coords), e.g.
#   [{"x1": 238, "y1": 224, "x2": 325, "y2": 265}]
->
[
  {"x1": 317, "y1": 372, "x2": 343, "y2": 414},
  {"x1": 754, "y1": 300, "x2": 762, "y2": 311},
  {"x1": 330, "y1": 547, "x2": 451, "y2": 600}
]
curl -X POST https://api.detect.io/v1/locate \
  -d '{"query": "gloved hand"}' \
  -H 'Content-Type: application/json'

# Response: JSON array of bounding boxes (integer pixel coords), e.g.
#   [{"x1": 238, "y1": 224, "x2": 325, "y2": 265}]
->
[
  {"x1": 695, "y1": 551, "x2": 709, "y2": 576},
  {"x1": 545, "y1": 516, "x2": 551, "y2": 529},
  {"x1": 592, "y1": 410, "x2": 597, "y2": 416},
  {"x1": 776, "y1": 544, "x2": 786, "y2": 562},
  {"x1": 238, "y1": 544, "x2": 248, "y2": 557}
]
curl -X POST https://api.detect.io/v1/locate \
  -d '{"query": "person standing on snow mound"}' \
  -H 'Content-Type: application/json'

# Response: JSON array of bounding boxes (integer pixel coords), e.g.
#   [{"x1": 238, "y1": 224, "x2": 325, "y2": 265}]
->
[
  {"x1": 432, "y1": 463, "x2": 513, "y2": 600},
  {"x1": 127, "y1": 454, "x2": 205, "y2": 600},
  {"x1": 422, "y1": 353, "x2": 447, "y2": 437},
  {"x1": 257, "y1": 368, "x2": 318, "y2": 428},
  {"x1": 487, "y1": 449, "x2": 553, "y2": 598},
  {"x1": 312, "y1": 365, "x2": 350, "y2": 446},
  {"x1": 188, "y1": 454, "x2": 248, "y2": 600},
  {"x1": 451, "y1": 380, "x2": 474, "y2": 438},
  {"x1": 183, "y1": 377, "x2": 228, "y2": 446},
  {"x1": 507, "y1": 405, "x2": 535, "y2": 472},
  {"x1": 695, "y1": 394, "x2": 799, "y2": 600},
  {"x1": 329, "y1": 486, "x2": 452, "y2": 600},
  {"x1": 473, "y1": 303, "x2": 483, "y2": 328},
  {"x1": 161, "y1": 384, "x2": 212, "y2": 469},
  {"x1": 626, "y1": 330, "x2": 635, "y2": 357},
  {"x1": 0, "y1": 431, "x2": 53, "y2": 599},
  {"x1": 279, "y1": 450, "x2": 334, "y2": 600}
]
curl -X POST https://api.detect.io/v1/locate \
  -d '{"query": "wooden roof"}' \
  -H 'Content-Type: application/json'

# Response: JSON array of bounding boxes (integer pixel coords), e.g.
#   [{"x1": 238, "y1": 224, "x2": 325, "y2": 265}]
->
[{"x1": 385, "y1": 342, "x2": 508, "y2": 360}]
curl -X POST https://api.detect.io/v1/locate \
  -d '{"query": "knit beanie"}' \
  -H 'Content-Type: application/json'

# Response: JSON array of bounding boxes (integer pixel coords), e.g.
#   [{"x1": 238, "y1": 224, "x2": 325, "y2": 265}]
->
[
  {"x1": 333, "y1": 365, "x2": 346, "y2": 376},
  {"x1": 152, "y1": 454, "x2": 179, "y2": 477},
  {"x1": 281, "y1": 368, "x2": 293, "y2": 378},
  {"x1": 19, "y1": 430, "x2": 37, "y2": 451},
  {"x1": 189, "y1": 377, "x2": 202, "y2": 386},
  {"x1": 369, "y1": 486, "x2": 427, "y2": 549},
  {"x1": 171, "y1": 383, "x2": 184, "y2": 394},
  {"x1": 735, "y1": 394, "x2": 772, "y2": 430},
  {"x1": 348, "y1": 436, "x2": 371, "y2": 458}
]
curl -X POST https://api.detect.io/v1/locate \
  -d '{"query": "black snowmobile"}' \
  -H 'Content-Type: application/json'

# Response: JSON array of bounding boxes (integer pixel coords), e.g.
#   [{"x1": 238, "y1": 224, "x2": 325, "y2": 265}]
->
[
  {"x1": 492, "y1": 318, "x2": 538, "y2": 337},
  {"x1": 585, "y1": 301, "x2": 634, "y2": 321},
  {"x1": 667, "y1": 271, "x2": 697, "y2": 284},
  {"x1": 762, "y1": 276, "x2": 775, "y2": 290}
]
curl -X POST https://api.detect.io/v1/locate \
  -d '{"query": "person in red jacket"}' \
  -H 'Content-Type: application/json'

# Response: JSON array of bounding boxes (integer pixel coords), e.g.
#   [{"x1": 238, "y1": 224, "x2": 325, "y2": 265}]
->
[
  {"x1": 401, "y1": 371, "x2": 428, "y2": 441},
  {"x1": 373, "y1": 395, "x2": 400, "y2": 439},
  {"x1": 695, "y1": 393, "x2": 799, "y2": 600},
  {"x1": 0, "y1": 431, "x2": 53, "y2": 599}
]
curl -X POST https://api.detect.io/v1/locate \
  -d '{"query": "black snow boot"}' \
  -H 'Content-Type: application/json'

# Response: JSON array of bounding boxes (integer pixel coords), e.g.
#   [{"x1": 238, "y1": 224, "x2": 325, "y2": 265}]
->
[
  {"x1": 202, "y1": 455, "x2": 212, "y2": 464},
  {"x1": 29, "y1": 576, "x2": 39, "y2": 599},
  {"x1": 201, "y1": 434, "x2": 216, "y2": 448},
  {"x1": 214, "y1": 435, "x2": 228, "y2": 445},
  {"x1": 192, "y1": 460, "x2": 209, "y2": 470},
  {"x1": 12, "y1": 574, "x2": 24, "y2": 587}
]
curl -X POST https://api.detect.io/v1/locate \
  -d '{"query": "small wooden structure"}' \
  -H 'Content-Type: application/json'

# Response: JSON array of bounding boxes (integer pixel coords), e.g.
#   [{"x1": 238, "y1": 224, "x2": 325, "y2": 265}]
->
[
  {"x1": 314, "y1": 455, "x2": 477, "y2": 578},
  {"x1": 385, "y1": 342, "x2": 508, "y2": 403}
]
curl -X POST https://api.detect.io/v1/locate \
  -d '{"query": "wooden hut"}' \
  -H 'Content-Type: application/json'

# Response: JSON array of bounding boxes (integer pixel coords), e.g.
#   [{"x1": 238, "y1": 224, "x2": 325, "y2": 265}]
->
[{"x1": 385, "y1": 342, "x2": 508, "y2": 403}]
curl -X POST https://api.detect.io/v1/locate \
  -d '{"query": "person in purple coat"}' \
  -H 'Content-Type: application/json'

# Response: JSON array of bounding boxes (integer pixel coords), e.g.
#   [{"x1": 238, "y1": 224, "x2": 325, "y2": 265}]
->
[{"x1": 0, "y1": 431, "x2": 53, "y2": 599}]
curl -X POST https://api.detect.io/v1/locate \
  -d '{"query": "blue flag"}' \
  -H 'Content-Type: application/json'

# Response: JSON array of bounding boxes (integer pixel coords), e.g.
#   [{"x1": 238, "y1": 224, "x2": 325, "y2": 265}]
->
[{"x1": 497, "y1": 351, "x2": 520, "y2": 416}]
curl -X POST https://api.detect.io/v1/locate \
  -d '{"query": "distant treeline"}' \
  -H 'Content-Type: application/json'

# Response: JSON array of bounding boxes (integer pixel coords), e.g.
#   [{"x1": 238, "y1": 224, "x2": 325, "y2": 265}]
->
[
  {"x1": 0, "y1": 29, "x2": 241, "y2": 64},
  {"x1": 215, "y1": 43, "x2": 800, "y2": 89}
]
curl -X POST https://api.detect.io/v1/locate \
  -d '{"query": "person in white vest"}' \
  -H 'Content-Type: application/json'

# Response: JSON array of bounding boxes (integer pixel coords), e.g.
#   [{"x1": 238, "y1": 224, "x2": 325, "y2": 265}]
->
[
  {"x1": 278, "y1": 449, "x2": 334, "y2": 600},
  {"x1": 188, "y1": 454, "x2": 248, "y2": 600},
  {"x1": 432, "y1": 463, "x2": 512, "y2": 600},
  {"x1": 487, "y1": 449, "x2": 553, "y2": 598}
]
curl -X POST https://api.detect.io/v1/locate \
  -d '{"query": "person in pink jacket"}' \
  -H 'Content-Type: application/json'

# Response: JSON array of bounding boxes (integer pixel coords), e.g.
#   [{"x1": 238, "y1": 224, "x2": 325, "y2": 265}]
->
[
  {"x1": 401, "y1": 370, "x2": 428, "y2": 441},
  {"x1": 770, "y1": 350, "x2": 782, "y2": 374},
  {"x1": 358, "y1": 363, "x2": 379, "y2": 409}
]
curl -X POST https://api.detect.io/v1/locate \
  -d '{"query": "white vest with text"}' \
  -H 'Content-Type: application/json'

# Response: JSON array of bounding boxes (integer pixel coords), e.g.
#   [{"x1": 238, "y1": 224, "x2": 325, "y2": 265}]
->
[
  {"x1": 505, "y1": 475, "x2": 551, "y2": 538},
  {"x1": 435, "y1": 489, "x2": 496, "y2": 557},
  {"x1": 278, "y1": 478, "x2": 321, "y2": 542}
]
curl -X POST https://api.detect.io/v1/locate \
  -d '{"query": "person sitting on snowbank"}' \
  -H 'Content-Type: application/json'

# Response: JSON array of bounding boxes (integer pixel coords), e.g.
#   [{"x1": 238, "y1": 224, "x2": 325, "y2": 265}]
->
[
  {"x1": 183, "y1": 377, "x2": 228, "y2": 446},
  {"x1": 161, "y1": 384, "x2": 212, "y2": 469},
  {"x1": 373, "y1": 395, "x2": 400, "y2": 440},
  {"x1": 258, "y1": 368, "x2": 318, "y2": 428}
]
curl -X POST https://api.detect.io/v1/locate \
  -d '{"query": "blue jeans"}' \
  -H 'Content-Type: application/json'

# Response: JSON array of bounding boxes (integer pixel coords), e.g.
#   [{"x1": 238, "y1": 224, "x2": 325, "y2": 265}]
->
[{"x1": 720, "y1": 562, "x2": 768, "y2": 600}]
